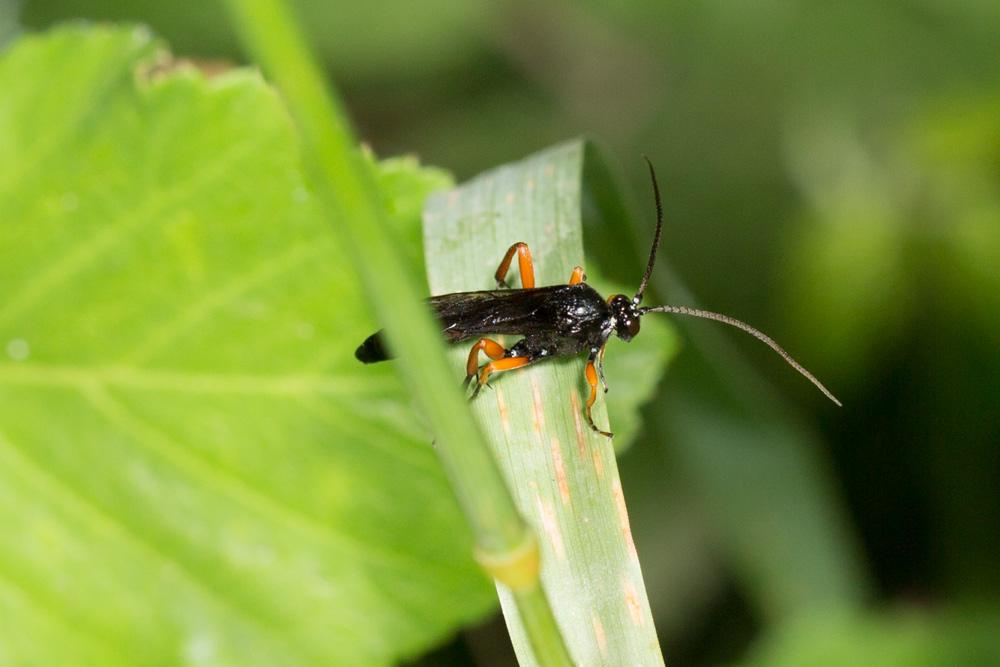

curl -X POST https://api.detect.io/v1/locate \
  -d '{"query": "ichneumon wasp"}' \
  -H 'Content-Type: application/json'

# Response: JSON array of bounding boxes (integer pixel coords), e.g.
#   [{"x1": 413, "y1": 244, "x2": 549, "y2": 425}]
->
[{"x1": 356, "y1": 158, "x2": 840, "y2": 437}]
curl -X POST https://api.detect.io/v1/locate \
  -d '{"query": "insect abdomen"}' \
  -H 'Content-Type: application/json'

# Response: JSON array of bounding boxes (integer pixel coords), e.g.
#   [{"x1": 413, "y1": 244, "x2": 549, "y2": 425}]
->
[{"x1": 354, "y1": 331, "x2": 390, "y2": 363}]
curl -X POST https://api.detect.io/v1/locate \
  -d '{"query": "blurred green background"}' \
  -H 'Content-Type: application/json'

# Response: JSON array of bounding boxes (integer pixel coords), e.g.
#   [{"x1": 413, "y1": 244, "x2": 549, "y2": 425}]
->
[{"x1": 8, "y1": 0, "x2": 1000, "y2": 664}]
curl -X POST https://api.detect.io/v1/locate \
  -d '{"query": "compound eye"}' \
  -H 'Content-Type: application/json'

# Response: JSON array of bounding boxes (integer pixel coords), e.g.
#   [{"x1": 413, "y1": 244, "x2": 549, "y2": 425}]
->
[
  {"x1": 616, "y1": 314, "x2": 639, "y2": 341},
  {"x1": 627, "y1": 317, "x2": 641, "y2": 338},
  {"x1": 611, "y1": 295, "x2": 631, "y2": 311}
]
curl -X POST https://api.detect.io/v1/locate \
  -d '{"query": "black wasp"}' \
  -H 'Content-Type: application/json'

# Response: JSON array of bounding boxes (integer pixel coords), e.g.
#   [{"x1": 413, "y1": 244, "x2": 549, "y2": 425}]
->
[{"x1": 356, "y1": 158, "x2": 840, "y2": 437}]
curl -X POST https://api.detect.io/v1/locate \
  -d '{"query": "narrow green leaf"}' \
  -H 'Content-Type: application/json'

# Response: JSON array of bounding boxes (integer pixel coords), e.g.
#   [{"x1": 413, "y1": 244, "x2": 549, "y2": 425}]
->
[
  {"x1": 424, "y1": 140, "x2": 674, "y2": 665},
  {"x1": 0, "y1": 25, "x2": 497, "y2": 666}
]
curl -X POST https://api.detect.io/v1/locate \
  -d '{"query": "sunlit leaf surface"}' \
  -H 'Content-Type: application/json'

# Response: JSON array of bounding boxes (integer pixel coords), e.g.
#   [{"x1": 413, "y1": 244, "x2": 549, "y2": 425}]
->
[{"x1": 0, "y1": 26, "x2": 494, "y2": 667}]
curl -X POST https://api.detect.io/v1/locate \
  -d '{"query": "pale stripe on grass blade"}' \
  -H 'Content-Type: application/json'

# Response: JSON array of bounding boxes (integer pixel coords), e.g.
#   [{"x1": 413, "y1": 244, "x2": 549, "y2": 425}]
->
[{"x1": 425, "y1": 140, "x2": 668, "y2": 666}]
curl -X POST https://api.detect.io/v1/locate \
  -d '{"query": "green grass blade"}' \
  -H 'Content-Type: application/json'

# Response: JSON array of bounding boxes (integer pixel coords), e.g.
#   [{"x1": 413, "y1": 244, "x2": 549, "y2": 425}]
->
[
  {"x1": 424, "y1": 140, "x2": 671, "y2": 665},
  {"x1": 224, "y1": 1, "x2": 574, "y2": 663}
]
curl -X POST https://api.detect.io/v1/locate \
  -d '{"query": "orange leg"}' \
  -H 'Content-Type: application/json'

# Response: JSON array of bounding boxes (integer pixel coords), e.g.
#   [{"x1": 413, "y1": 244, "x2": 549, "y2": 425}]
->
[
  {"x1": 584, "y1": 356, "x2": 613, "y2": 438},
  {"x1": 568, "y1": 266, "x2": 586, "y2": 285},
  {"x1": 464, "y1": 338, "x2": 508, "y2": 386},
  {"x1": 473, "y1": 356, "x2": 532, "y2": 398},
  {"x1": 495, "y1": 242, "x2": 536, "y2": 289}
]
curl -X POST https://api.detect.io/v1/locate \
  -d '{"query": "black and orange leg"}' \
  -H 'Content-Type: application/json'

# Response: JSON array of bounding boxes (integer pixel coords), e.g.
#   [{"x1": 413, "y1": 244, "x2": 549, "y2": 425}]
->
[
  {"x1": 463, "y1": 338, "x2": 508, "y2": 389},
  {"x1": 472, "y1": 356, "x2": 532, "y2": 399},
  {"x1": 584, "y1": 352, "x2": 613, "y2": 438},
  {"x1": 568, "y1": 266, "x2": 586, "y2": 285},
  {"x1": 495, "y1": 242, "x2": 535, "y2": 289}
]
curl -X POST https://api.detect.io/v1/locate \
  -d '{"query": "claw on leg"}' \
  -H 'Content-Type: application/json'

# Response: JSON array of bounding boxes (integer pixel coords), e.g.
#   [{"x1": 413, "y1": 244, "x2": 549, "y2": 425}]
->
[
  {"x1": 464, "y1": 338, "x2": 508, "y2": 388},
  {"x1": 495, "y1": 242, "x2": 535, "y2": 289},
  {"x1": 472, "y1": 356, "x2": 531, "y2": 399}
]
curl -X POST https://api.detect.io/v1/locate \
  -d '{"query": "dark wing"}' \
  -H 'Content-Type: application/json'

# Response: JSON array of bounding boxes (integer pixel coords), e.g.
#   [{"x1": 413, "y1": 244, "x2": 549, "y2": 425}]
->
[
  {"x1": 355, "y1": 283, "x2": 608, "y2": 363},
  {"x1": 429, "y1": 284, "x2": 604, "y2": 342}
]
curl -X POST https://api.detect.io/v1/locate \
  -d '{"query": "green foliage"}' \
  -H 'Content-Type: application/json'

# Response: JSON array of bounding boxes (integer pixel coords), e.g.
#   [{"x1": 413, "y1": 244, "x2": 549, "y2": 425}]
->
[
  {"x1": 20, "y1": 0, "x2": 492, "y2": 79},
  {"x1": 10, "y1": 0, "x2": 999, "y2": 662},
  {"x1": 577, "y1": 146, "x2": 871, "y2": 623},
  {"x1": 0, "y1": 26, "x2": 495, "y2": 666},
  {"x1": 780, "y1": 90, "x2": 1000, "y2": 599},
  {"x1": 744, "y1": 608, "x2": 1000, "y2": 667},
  {"x1": 0, "y1": 24, "x2": 678, "y2": 666}
]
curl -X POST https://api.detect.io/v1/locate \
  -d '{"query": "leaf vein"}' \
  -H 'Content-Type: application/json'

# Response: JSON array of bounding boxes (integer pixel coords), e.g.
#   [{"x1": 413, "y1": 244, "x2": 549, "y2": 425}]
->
[
  {"x1": 0, "y1": 361, "x2": 391, "y2": 396},
  {"x1": 123, "y1": 241, "x2": 332, "y2": 364},
  {"x1": 82, "y1": 384, "x2": 453, "y2": 575},
  {"x1": 0, "y1": 138, "x2": 267, "y2": 328},
  {"x1": 0, "y1": 563, "x2": 127, "y2": 660},
  {"x1": 0, "y1": 428, "x2": 309, "y2": 656}
]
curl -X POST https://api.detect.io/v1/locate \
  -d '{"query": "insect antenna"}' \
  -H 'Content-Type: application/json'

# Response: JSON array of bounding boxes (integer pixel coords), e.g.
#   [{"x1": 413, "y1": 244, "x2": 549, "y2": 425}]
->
[
  {"x1": 634, "y1": 155, "x2": 664, "y2": 305},
  {"x1": 640, "y1": 304, "x2": 842, "y2": 406}
]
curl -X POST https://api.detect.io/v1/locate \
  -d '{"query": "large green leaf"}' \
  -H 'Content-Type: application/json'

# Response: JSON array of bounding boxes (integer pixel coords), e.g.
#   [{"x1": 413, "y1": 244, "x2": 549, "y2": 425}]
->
[{"x1": 0, "y1": 25, "x2": 496, "y2": 666}]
